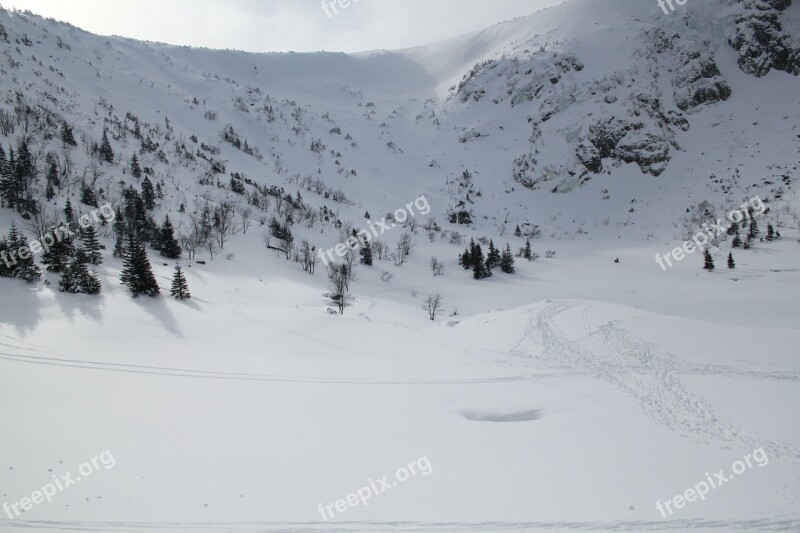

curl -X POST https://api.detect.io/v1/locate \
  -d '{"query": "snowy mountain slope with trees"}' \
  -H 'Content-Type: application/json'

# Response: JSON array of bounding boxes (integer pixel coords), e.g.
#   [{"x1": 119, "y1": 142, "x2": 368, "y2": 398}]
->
[{"x1": 0, "y1": 0, "x2": 799, "y2": 531}]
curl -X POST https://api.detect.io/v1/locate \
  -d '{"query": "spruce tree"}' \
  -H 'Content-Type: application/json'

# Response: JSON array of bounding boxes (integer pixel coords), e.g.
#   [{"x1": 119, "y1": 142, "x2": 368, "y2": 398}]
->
[
  {"x1": 766, "y1": 224, "x2": 775, "y2": 241},
  {"x1": 64, "y1": 199, "x2": 74, "y2": 224},
  {"x1": 703, "y1": 249, "x2": 715, "y2": 271},
  {"x1": 81, "y1": 225, "x2": 103, "y2": 265},
  {"x1": 748, "y1": 218, "x2": 759, "y2": 240},
  {"x1": 472, "y1": 245, "x2": 488, "y2": 280},
  {"x1": 359, "y1": 238, "x2": 373, "y2": 266},
  {"x1": 113, "y1": 208, "x2": 127, "y2": 258},
  {"x1": 727, "y1": 253, "x2": 735, "y2": 270},
  {"x1": 130, "y1": 153, "x2": 142, "y2": 179},
  {"x1": 120, "y1": 231, "x2": 160, "y2": 297},
  {"x1": 99, "y1": 129, "x2": 114, "y2": 163},
  {"x1": 523, "y1": 238, "x2": 533, "y2": 261},
  {"x1": 514, "y1": 225, "x2": 522, "y2": 237},
  {"x1": 486, "y1": 240, "x2": 501, "y2": 270},
  {"x1": 732, "y1": 230, "x2": 742, "y2": 248},
  {"x1": 170, "y1": 264, "x2": 190, "y2": 300},
  {"x1": 60, "y1": 122, "x2": 77, "y2": 147},
  {"x1": 41, "y1": 227, "x2": 74, "y2": 273},
  {"x1": 159, "y1": 216, "x2": 182, "y2": 259},
  {"x1": 460, "y1": 243, "x2": 473, "y2": 270},
  {"x1": 141, "y1": 176, "x2": 155, "y2": 210},
  {"x1": 500, "y1": 244, "x2": 515, "y2": 274},
  {"x1": 60, "y1": 249, "x2": 101, "y2": 295},
  {"x1": 6, "y1": 225, "x2": 41, "y2": 282}
]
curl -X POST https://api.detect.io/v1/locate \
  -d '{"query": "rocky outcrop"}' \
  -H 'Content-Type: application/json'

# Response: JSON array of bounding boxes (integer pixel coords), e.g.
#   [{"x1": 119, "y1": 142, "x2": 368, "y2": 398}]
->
[{"x1": 729, "y1": 0, "x2": 799, "y2": 77}]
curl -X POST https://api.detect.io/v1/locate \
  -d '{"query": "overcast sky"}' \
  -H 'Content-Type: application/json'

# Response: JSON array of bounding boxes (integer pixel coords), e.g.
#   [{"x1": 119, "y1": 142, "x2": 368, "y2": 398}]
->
[{"x1": 3, "y1": 0, "x2": 566, "y2": 53}]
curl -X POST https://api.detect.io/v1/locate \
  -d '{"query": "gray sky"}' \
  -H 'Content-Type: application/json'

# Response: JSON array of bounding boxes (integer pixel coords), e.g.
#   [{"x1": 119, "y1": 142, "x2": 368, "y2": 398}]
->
[{"x1": 2, "y1": 0, "x2": 566, "y2": 53}]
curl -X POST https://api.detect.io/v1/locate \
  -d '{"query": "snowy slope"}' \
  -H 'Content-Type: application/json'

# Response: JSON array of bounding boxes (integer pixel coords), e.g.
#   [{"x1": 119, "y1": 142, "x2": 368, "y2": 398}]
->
[{"x1": 0, "y1": 0, "x2": 799, "y2": 531}]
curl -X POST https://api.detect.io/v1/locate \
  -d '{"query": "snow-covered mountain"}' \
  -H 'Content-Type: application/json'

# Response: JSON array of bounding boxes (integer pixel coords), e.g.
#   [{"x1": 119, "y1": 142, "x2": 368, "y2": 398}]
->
[{"x1": 1, "y1": 1, "x2": 799, "y2": 531}]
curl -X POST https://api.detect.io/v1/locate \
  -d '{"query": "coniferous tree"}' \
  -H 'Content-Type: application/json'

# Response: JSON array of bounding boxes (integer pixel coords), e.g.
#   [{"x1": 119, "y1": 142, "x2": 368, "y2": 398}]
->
[
  {"x1": 472, "y1": 244, "x2": 489, "y2": 280},
  {"x1": 158, "y1": 216, "x2": 182, "y2": 259},
  {"x1": 81, "y1": 224, "x2": 103, "y2": 265},
  {"x1": 486, "y1": 240, "x2": 501, "y2": 271},
  {"x1": 113, "y1": 208, "x2": 127, "y2": 258},
  {"x1": 120, "y1": 231, "x2": 160, "y2": 297},
  {"x1": 5, "y1": 225, "x2": 41, "y2": 282},
  {"x1": 359, "y1": 238, "x2": 373, "y2": 266},
  {"x1": 727, "y1": 253, "x2": 735, "y2": 270},
  {"x1": 748, "y1": 218, "x2": 760, "y2": 240},
  {"x1": 0, "y1": 147, "x2": 15, "y2": 208},
  {"x1": 130, "y1": 153, "x2": 142, "y2": 179},
  {"x1": 41, "y1": 227, "x2": 74, "y2": 273},
  {"x1": 99, "y1": 129, "x2": 114, "y2": 163},
  {"x1": 59, "y1": 249, "x2": 101, "y2": 295},
  {"x1": 766, "y1": 224, "x2": 775, "y2": 241},
  {"x1": 80, "y1": 184, "x2": 98, "y2": 207},
  {"x1": 514, "y1": 225, "x2": 522, "y2": 238},
  {"x1": 60, "y1": 122, "x2": 77, "y2": 147},
  {"x1": 170, "y1": 264, "x2": 191, "y2": 300},
  {"x1": 523, "y1": 238, "x2": 533, "y2": 261},
  {"x1": 141, "y1": 176, "x2": 155, "y2": 210},
  {"x1": 500, "y1": 244, "x2": 515, "y2": 274},
  {"x1": 727, "y1": 221, "x2": 738, "y2": 236},
  {"x1": 732, "y1": 230, "x2": 742, "y2": 248},
  {"x1": 703, "y1": 249, "x2": 715, "y2": 271},
  {"x1": 64, "y1": 199, "x2": 74, "y2": 225},
  {"x1": 460, "y1": 242, "x2": 473, "y2": 270}
]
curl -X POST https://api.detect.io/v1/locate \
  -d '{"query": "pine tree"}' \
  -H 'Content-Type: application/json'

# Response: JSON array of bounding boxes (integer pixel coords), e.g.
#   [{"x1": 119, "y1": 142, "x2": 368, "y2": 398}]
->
[
  {"x1": 64, "y1": 198, "x2": 74, "y2": 224},
  {"x1": 766, "y1": 224, "x2": 775, "y2": 242},
  {"x1": 113, "y1": 208, "x2": 127, "y2": 258},
  {"x1": 81, "y1": 225, "x2": 103, "y2": 265},
  {"x1": 727, "y1": 253, "x2": 735, "y2": 270},
  {"x1": 141, "y1": 176, "x2": 155, "y2": 210},
  {"x1": 514, "y1": 225, "x2": 522, "y2": 238},
  {"x1": 158, "y1": 216, "x2": 182, "y2": 259},
  {"x1": 486, "y1": 240, "x2": 501, "y2": 270},
  {"x1": 748, "y1": 218, "x2": 759, "y2": 240},
  {"x1": 5, "y1": 225, "x2": 41, "y2": 282},
  {"x1": 500, "y1": 243, "x2": 515, "y2": 274},
  {"x1": 60, "y1": 249, "x2": 101, "y2": 295},
  {"x1": 130, "y1": 153, "x2": 142, "y2": 179},
  {"x1": 732, "y1": 230, "x2": 742, "y2": 248},
  {"x1": 0, "y1": 146, "x2": 16, "y2": 208},
  {"x1": 60, "y1": 122, "x2": 77, "y2": 147},
  {"x1": 460, "y1": 241, "x2": 473, "y2": 270},
  {"x1": 703, "y1": 249, "x2": 715, "y2": 272},
  {"x1": 99, "y1": 129, "x2": 114, "y2": 163},
  {"x1": 120, "y1": 231, "x2": 160, "y2": 297},
  {"x1": 472, "y1": 245, "x2": 489, "y2": 280},
  {"x1": 523, "y1": 238, "x2": 533, "y2": 261},
  {"x1": 727, "y1": 221, "x2": 738, "y2": 236},
  {"x1": 41, "y1": 227, "x2": 74, "y2": 273},
  {"x1": 359, "y1": 238, "x2": 373, "y2": 266},
  {"x1": 170, "y1": 264, "x2": 190, "y2": 300}
]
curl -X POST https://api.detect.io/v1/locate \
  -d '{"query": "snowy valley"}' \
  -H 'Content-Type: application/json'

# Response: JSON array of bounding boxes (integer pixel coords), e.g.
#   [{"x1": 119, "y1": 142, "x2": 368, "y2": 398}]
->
[{"x1": 0, "y1": 0, "x2": 799, "y2": 531}]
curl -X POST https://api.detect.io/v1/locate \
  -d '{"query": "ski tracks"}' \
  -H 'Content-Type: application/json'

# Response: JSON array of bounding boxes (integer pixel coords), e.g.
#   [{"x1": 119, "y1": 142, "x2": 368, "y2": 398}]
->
[{"x1": 517, "y1": 301, "x2": 800, "y2": 461}]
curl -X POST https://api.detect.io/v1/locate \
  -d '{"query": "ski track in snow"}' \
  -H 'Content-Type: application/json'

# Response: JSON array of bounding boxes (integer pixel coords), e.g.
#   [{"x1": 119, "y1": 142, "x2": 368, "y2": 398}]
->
[
  {"x1": 514, "y1": 301, "x2": 800, "y2": 462},
  {"x1": 2, "y1": 518, "x2": 799, "y2": 532}
]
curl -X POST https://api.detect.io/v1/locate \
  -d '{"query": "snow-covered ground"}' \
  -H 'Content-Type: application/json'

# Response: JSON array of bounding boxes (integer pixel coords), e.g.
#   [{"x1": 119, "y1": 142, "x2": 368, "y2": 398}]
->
[{"x1": 0, "y1": 0, "x2": 799, "y2": 531}]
